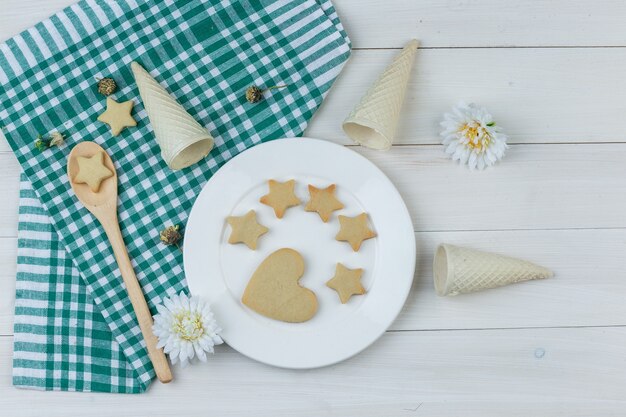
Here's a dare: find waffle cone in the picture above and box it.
[342,39,419,150]
[131,62,214,170]
[433,244,553,296]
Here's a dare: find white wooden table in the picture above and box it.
[2,1,626,415]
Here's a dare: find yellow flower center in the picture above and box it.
[458,121,492,153]
[173,311,205,341]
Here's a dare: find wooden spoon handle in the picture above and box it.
[101,217,173,384]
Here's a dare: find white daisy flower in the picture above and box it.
[440,102,508,170]
[153,292,223,367]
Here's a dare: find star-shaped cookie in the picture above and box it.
[260,179,301,218]
[97,97,137,136]
[326,263,366,304]
[226,210,269,250]
[335,213,376,251]
[304,184,344,222]
[72,151,114,192]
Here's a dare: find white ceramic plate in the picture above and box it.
[184,138,415,368]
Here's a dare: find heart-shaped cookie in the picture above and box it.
[242,248,318,323]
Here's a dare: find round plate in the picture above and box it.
[184,138,415,368]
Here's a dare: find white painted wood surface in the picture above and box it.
[1,0,626,415]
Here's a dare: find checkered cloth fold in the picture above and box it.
[0,0,350,393]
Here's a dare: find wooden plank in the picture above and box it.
[334,0,626,48]
[0,143,625,239]
[358,143,626,231]
[392,228,626,331]
[0,0,74,43]
[2,0,626,48]
[2,228,625,334]
[306,48,626,145]
[0,1,623,414]
[0,154,19,237]
[0,239,16,336]
[2,328,626,415]
[3,47,626,153]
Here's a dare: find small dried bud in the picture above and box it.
[245,85,264,103]
[245,84,289,104]
[97,77,117,96]
[160,224,183,247]
[48,132,65,147]
[34,132,66,151]
[34,135,50,152]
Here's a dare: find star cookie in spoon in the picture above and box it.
[72,150,114,192]
[97,97,137,136]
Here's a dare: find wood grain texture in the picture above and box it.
[334,0,626,48]
[3,0,626,48]
[2,0,626,415]
[0,239,17,336]
[1,143,625,238]
[395,228,626,331]
[2,228,626,335]
[3,328,626,415]
[355,144,626,231]
[306,48,626,145]
[0,154,20,236]
[4,47,626,152]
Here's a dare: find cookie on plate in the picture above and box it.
[336,213,376,251]
[260,179,301,218]
[326,263,366,304]
[226,210,268,250]
[242,248,318,322]
[304,184,344,222]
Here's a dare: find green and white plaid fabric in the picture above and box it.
[1,0,350,393]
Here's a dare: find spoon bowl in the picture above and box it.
[68,141,117,211]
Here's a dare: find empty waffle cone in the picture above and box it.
[131,62,214,170]
[342,39,419,150]
[433,244,553,296]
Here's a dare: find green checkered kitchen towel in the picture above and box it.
[1,0,350,393]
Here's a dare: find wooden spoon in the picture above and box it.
[67,141,173,383]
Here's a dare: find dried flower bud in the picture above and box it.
[48,132,65,147]
[34,131,66,151]
[160,224,183,247]
[34,135,49,152]
[245,84,288,104]
[245,85,264,103]
[98,77,117,96]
